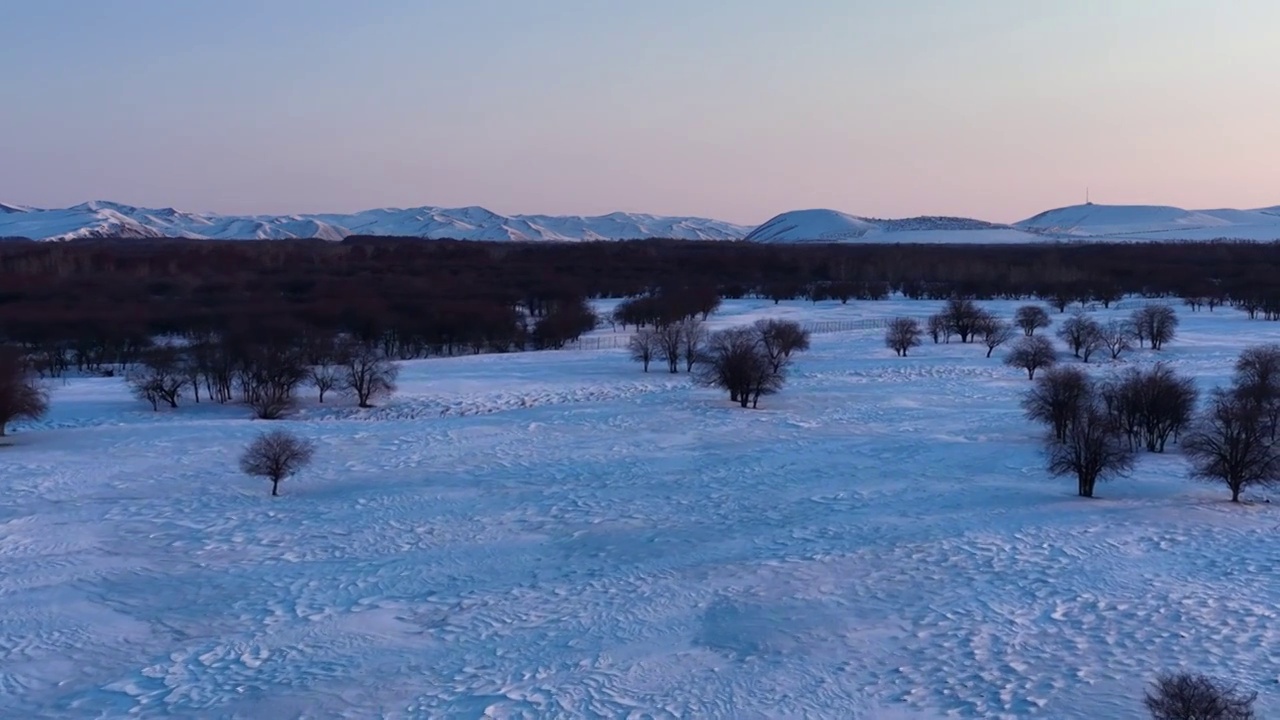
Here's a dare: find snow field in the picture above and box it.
[1,299,1278,718]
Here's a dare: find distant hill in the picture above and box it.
[744,209,1042,244]
[1015,203,1280,241]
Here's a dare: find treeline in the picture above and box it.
[3,238,1280,369]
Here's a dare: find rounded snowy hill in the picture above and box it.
[1015,203,1240,237]
[744,209,1042,244]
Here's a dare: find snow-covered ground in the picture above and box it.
[2,299,1279,718]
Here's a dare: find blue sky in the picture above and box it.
[2,0,1278,223]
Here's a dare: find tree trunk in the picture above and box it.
[272,479,281,497]
[1231,485,1241,502]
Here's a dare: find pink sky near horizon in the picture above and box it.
[2,1,1278,225]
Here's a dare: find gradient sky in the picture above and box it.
[3,0,1278,224]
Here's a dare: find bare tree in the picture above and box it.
[1098,320,1134,360]
[1022,366,1093,442]
[940,297,985,343]
[341,342,399,408]
[1005,336,1057,380]
[1144,672,1257,720]
[1046,399,1134,498]
[628,328,659,372]
[679,318,706,372]
[656,322,684,373]
[1232,343,1280,439]
[1079,319,1106,363]
[238,429,316,497]
[1056,311,1100,359]
[1132,304,1179,350]
[1014,305,1052,337]
[884,317,923,357]
[127,347,188,410]
[753,319,811,373]
[926,312,952,344]
[310,363,341,403]
[0,350,48,437]
[1182,390,1280,502]
[977,316,1016,358]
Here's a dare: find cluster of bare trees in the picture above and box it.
[125,336,399,419]
[1023,344,1280,502]
[628,318,707,373]
[1023,363,1197,497]
[688,319,811,408]
[1054,305,1178,362]
[610,288,721,330]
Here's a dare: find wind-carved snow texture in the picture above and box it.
[1,299,1279,718]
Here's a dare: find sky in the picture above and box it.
[2,0,1279,225]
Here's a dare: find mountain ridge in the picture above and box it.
[3,200,1280,243]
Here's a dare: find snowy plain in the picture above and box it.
[2,299,1279,719]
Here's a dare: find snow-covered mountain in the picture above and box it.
[5,200,1280,243]
[0,201,751,242]
[745,209,1044,244]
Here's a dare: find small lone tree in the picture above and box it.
[1182,390,1280,502]
[1046,400,1134,497]
[628,328,660,372]
[0,350,49,437]
[239,429,315,497]
[978,317,1016,358]
[1014,305,1052,337]
[1099,320,1134,360]
[341,342,399,408]
[656,322,684,373]
[679,318,706,372]
[1144,672,1257,720]
[884,317,923,357]
[1005,336,1057,380]
[310,362,341,403]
